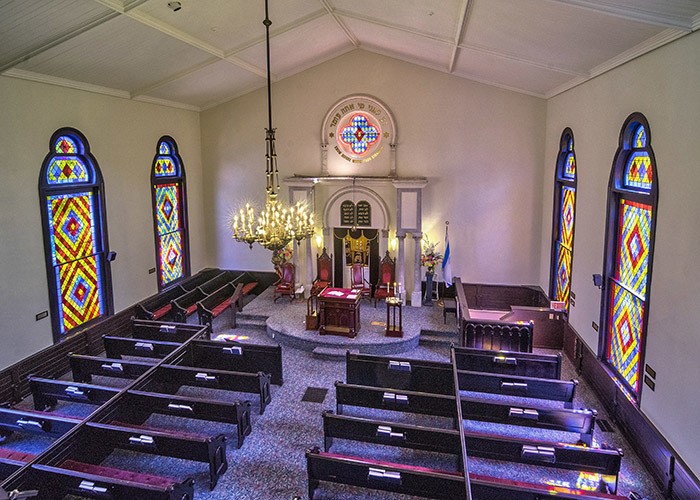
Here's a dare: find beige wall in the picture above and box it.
[541,30,700,476]
[0,76,205,370]
[201,49,547,294]
[0,26,697,481]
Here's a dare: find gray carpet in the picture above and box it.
[2,289,663,499]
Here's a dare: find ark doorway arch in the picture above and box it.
[321,184,391,288]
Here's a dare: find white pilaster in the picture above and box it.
[411,232,423,307]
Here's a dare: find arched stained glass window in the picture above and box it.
[601,113,658,397]
[151,136,190,290]
[39,128,113,340]
[550,128,577,311]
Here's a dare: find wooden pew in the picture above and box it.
[0,406,80,441]
[453,346,562,380]
[346,352,577,408]
[305,447,627,500]
[69,354,272,414]
[0,408,228,490]
[103,336,284,386]
[198,270,242,296]
[102,335,182,359]
[179,268,227,292]
[170,286,208,323]
[322,411,623,493]
[30,376,120,411]
[335,382,596,446]
[0,448,36,481]
[20,460,195,499]
[171,271,246,323]
[196,280,259,332]
[133,284,186,321]
[196,282,239,332]
[129,319,209,343]
[167,274,233,324]
[112,390,252,449]
[133,269,222,321]
[80,422,228,490]
[28,377,252,449]
[188,340,283,386]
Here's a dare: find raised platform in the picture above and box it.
[239,287,457,355]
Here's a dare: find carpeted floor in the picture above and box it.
[2,288,664,499]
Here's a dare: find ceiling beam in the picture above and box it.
[334,8,585,77]
[550,0,693,31]
[448,0,474,74]
[319,0,359,47]
[93,1,268,79]
[334,9,453,45]
[458,42,586,77]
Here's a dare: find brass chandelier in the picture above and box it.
[232,0,314,252]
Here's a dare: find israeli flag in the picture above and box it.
[442,224,453,287]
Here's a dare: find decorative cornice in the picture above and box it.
[552,0,693,30]
[132,95,200,112]
[2,68,129,99]
[692,12,700,31]
[2,68,200,112]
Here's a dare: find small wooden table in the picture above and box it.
[385,297,403,337]
[319,288,361,338]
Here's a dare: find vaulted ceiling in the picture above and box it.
[2,0,699,111]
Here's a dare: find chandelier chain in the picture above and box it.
[231,0,315,251]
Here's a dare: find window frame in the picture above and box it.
[38,127,114,341]
[549,128,577,313]
[150,135,190,291]
[599,112,659,400]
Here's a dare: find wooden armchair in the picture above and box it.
[373,251,396,307]
[311,248,333,296]
[273,262,296,302]
[350,263,371,301]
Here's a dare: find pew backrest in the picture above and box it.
[334,382,596,445]
[170,286,207,323]
[461,318,533,352]
[453,346,562,379]
[345,352,574,405]
[134,284,186,321]
[198,271,241,296]
[191,340,283,385]
[196,282,237,331]
[321,412,623,486]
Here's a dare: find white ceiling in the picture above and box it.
[2,0,699,111]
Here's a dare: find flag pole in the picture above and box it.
[442,220,453,288]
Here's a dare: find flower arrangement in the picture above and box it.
[421,236,442,274]
[271,244,293,267]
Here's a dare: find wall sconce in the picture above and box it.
[592,273,603,289]
[315,234,323,250]
[389,237,398,252]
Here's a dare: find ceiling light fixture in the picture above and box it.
[231,0,314,251]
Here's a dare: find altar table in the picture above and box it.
[318,287,361,338]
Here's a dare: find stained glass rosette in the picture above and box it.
[336,112,383,162]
